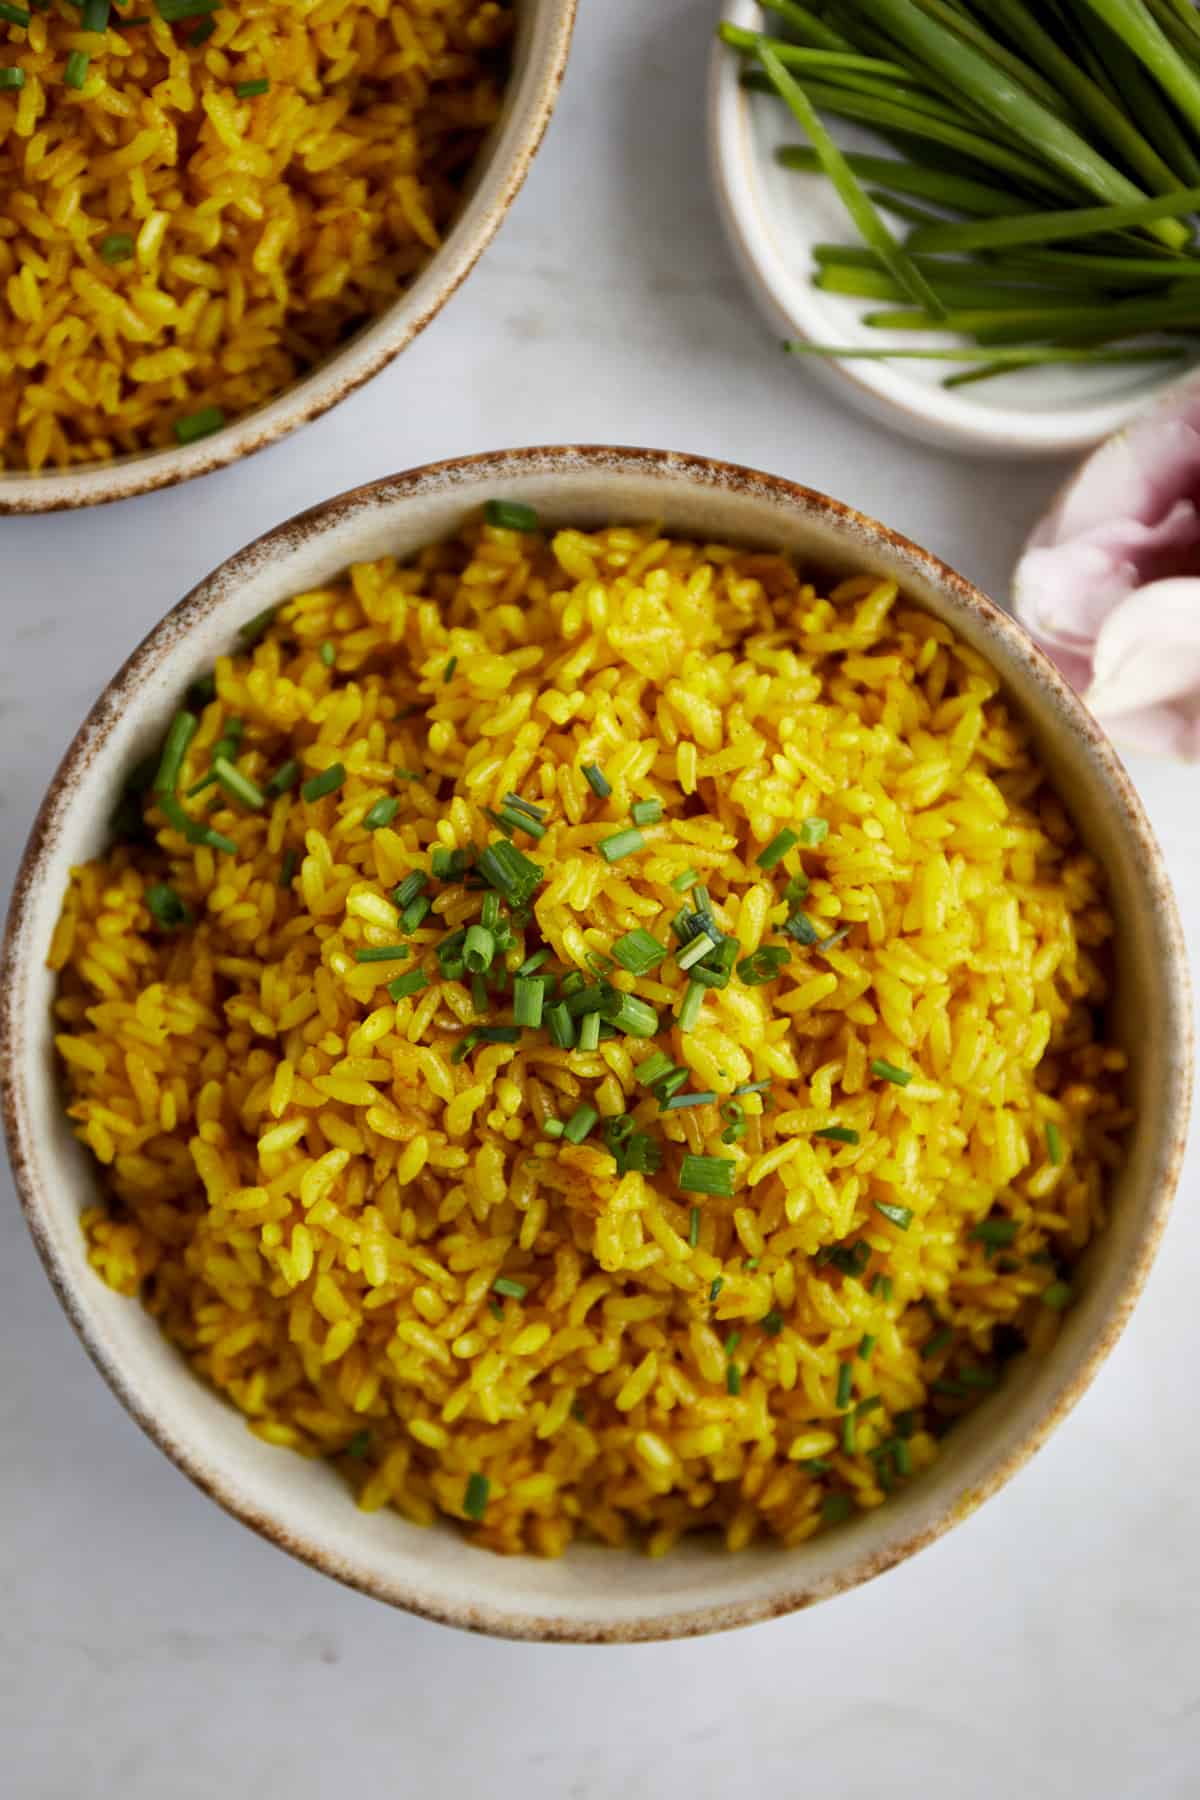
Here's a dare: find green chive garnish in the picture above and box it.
[463,1472,489,1520]
[921,1326,953,1360]
[726,1363,742,1396]
[0,3,30,25]
[476,1026,521,1044]
[783,910,820,946]
[1046,1121,1064,1165]
[387,970,429,1001]
[443,656,457,683]
[671,868,699,893]
[547,1002,575,1050]
[678,980,705,1033]
[512,976,544,1029]
[762,1310,784,1336]
[836,1362,853,1409]
[301,763,345,803]
[354,945,410,964]
[630,798,663,826]
[464,925,496,974]
[582,763,611,799]
[173,405,225,444]
[972,1218,1018,1247]
[874,1202,913,1231]
[737,946,790,987]
[1042,1281,1073,1312]
[345,1429,371,1459]
[363,796,399,832]
[563,1103,599,1145]
[871,1059,912,1087]
[484,499,538,531]
[821,1494,853,1526]
[598,826,644,863]
[478,839,543,909]
[732,1080,770,1097]
[99,230,133,261]
[144,882,190,929]
[815,1126,859,1144]
[636,1051,674,1086]
[155,0,221,21]
[153,709,198,796]
[542,1117,565,1139]
[401,896,429,933]
[661,1090,717,1111]
[678,1154,734,1199]
[278,848,299,888]
[610,928,666,976]
[212,755,264,810]
[493,1276,528,1300]
[688,1206,701,1248]
[235,76,269,96]
[601,992,659,1038]
[799,818,829,846]
[709,1276,724,1302]
[757,828,799,870]
[81,0,110,27]
[264,759,300,797]
[516,947,551,977]
[577,1010,600,1052]
[392,871,427,910]
[0,65,24,87]
[858,1334,876,1361]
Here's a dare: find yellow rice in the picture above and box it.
[0,0,510,472]
[50,517,1130,1556]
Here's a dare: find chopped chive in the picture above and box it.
[394,769,424,784]
[494,805,546,840]
[153,709,198,796]
[836,1362,854,1409]
[882,1276,894,1304]
[921,1326,953,1361]
[816,927,851,956]
[173,405,225,444]
[678,1154,734,1198]
[212,755,264,810]
[278,848,299,888]
[688,1206,701,1249]
[671,868,699,892]
[582,763,611,800]
[724,1331,741,1355]
[800,1457,831,1476]
[450,1033,479,1065]
[709,1276,724,1302]
[363,796,399,832]
[318,640,335,669]
[598,827,645,863]
[402,896,430,932]
[630,797,663,826]
[871,1059,912,1087]
[732,1080,770,1096]
[662,1090,718,1111]
[547,1002,575,1050]
[636,1051,675,1087]
[678,980,705,1033]
[354,945,410,964]
[488,1300,504,1321]
[959,1369,998,1391]
[393,871,427,910]
[762,1310,784,1336]
[856,1395,883,1419]
[99,230,133,261]
[463,1472,489,1521]
[972,1218,1019,1247]
[932,1379,968,1399]
[82,0,111,28]
[821,1493,853,1526]
[345,1429,371,1460]
[563,1103,599,1145]
[1046,1121,1064,1166]
[470,973,488,1015]
[756,827,799,870]
[144,882,190,929]
[387,970,429,1001]
[842,1412,858,1455]
[542,1117,565,1139]
[187,16,213,41]
[516,948,551,977]
[1042,1281,1074,1312]
[799,818,829,846]
[726,1363,742,1396]
[894,1410,916,1439]
[652,1068,690,1104]
[892,1438,913,1477]
[577,1010,601,1052]
[874,1202,913,1232]
[601,992,659,1038]
[484,499,539,531]
[265,759,300,796]
[478,839,543,909]
[477,1025,521,1044]
[64,48,89,85]
[155,0,221,17]
[443,656,457,683]
[737,945,791,987]
[619,1131,662,1176]
[678,933,717,972]
[235,76,269,96]
[815,1126,859,1144]
[858,1334,876,1361]
[611,928,666,976]
[493,1276,528,1301]
[503,793,547,823]
[512,976,544,1029]
[301,762,345,803]
[0,3,30,24]
[720,1100,746,1145]
[464,925,496,975]
[783,910,820,946]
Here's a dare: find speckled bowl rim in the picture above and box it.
[2,445,1192,1641]
[0,2,576,516]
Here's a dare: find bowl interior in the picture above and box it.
[3,448,1189,1640]
[709,0,1186,458]
[0,0,575,514]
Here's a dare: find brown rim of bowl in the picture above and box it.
[0,3,577,517]
[2,445,1192,1641]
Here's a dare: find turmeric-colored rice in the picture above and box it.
[1,0,510,473]
[50,516,1129,1556]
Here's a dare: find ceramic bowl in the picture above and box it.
[0,2,576,516]
[2,445,1191,1641]
[708,0,1188,459]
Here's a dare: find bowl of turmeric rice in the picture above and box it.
[0,1,575,512]
[2,445,1190,1639]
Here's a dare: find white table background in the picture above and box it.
[3,4,1199,1795]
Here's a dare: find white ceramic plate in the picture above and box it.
[707,0,1189,459]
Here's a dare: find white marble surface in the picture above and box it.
[2,4,1199,1795]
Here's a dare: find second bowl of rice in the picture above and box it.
[1,446,1190,1639]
